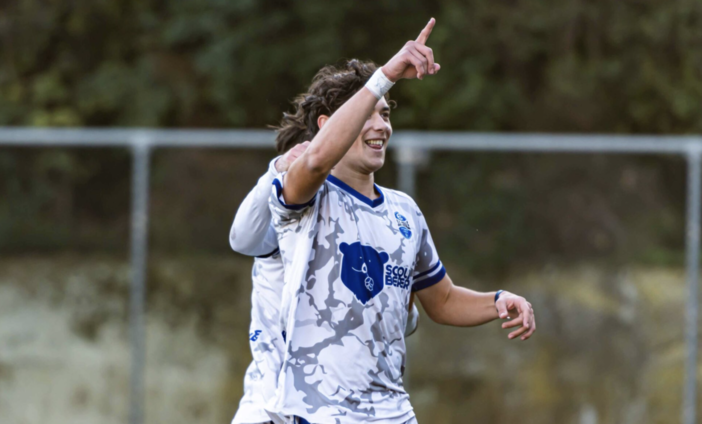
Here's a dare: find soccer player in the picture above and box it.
[229,137,419,422]
[269,18,536,424]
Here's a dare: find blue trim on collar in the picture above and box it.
[326,174,384,208]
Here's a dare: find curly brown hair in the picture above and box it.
[273,59,395,154]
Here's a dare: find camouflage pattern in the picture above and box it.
[232,253,290,424]
[269,175,443,424]
[295,416,418,424]
[232,361,269,424]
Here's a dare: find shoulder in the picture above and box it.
[378,185,414,202]
[378,185,422,214]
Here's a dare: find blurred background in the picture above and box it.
[1,1,702,423]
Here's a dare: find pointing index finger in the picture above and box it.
[416,17,435,45]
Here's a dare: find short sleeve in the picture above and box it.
[269,173,317,223]
[253,224,280,258]
[412,212,446,292]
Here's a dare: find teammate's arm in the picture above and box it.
[405,301,420,337]
[229,142,309,255]
[281,18,441,205]
[415,274,536,341]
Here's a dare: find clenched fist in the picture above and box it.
[275,141,310,173]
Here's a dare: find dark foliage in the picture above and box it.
[1,0,700,272]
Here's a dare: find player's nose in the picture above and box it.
[369,113,392,137]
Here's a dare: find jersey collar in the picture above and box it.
[326,174,385,208]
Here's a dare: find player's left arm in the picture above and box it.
[415,274,536,341]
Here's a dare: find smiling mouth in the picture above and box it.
[364,139,384,150]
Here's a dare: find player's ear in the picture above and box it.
[380,252,389,263]
[340,242,349,254]
[318,115,330,129]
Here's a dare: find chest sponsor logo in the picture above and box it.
[339,242,389,305]
[385,265,412,290]
[395,211,412,239]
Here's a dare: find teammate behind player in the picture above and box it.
[229,76,418,422]
[229,141,307,424]
[269,18,536,424]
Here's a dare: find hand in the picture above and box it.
[381,18,441,82]
[495,291,536,341]
[275,141,310,173]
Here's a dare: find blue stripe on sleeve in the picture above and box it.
[413,261,442,279]
[412,265,446,292]
[272,179,315,210]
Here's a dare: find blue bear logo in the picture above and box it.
[339,242,390,304]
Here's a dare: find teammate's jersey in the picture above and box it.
[232,251,288,424]
[269,174,445,424]
[233,361,269,424]
[231,158,288,424]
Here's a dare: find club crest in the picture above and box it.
[394,211,412,239]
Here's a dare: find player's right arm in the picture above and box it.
[281,18,441,205]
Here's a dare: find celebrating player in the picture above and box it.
[268,18,536,424]
[229,100,419,423]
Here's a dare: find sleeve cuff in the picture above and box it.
[272,178,316,210]
[255,247,280,258]
[268,156,282,177]
[412,261,446,292]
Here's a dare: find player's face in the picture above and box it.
[337,98,393,174]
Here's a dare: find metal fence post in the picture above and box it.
[684,146,701,424]
[129,137,151,424]
[396,148,417,198]
[394,145,430,393]
[395,145,428,198]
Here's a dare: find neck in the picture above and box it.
[331,166,378,199]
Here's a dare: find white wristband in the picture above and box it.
[365,69,395,100]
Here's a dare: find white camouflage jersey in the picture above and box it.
[269,174,445,424]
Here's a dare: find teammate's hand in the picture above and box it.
[495,291,536,341]
[381,17,441,82]
[275,141,311,173]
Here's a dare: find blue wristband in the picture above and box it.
[494,290,504,303]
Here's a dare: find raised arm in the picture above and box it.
[415,274,536,341]
[229,142,309,256]
[281,18,441,205]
